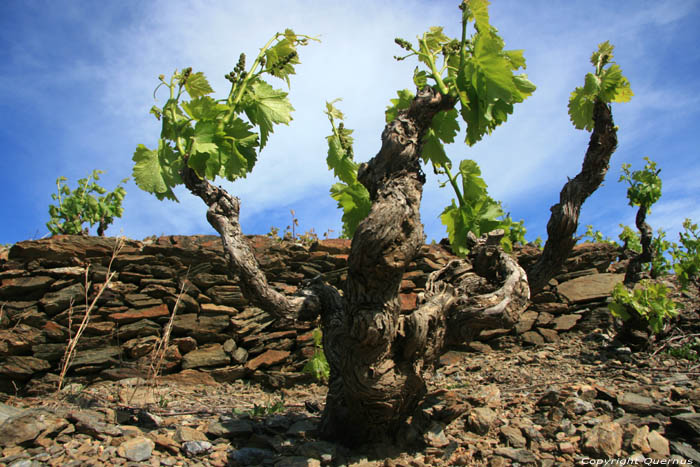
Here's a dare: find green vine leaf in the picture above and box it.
[242,80,294,149]
[385,89,414,123]
[132,142,182,201]
[569,41,633,130]
[184,71,214,98]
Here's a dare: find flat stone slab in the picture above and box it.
[557,273,624,303]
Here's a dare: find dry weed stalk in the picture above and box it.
[57,236,124,392]
[149,275,189,383]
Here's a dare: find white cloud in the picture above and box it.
[2,0,698,244]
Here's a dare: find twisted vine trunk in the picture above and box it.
[624,203,653,284]
[527,99,618,295]
[318,88,529,445]
[182,88,531,446]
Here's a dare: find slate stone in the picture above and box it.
[671,412,700,439]
[206,418,254,438]
[245,349,290,371]
[499,425,527,448]
[182,440,213,457]
[108,304,169,323]
[69,346,121,369]
[0,325,44,356]
[0,408,69,447]
[493,447,537,464]
[0,403,23,424]
[117,436,154,462]
[228,447,276,465]
[514,311,538,334]
[466,407,497,435]
[557,273,624,303]
[206,285,249,307]
[538,327,560,343]
[39,283,85,315]
[0,276,54,299]
[670,442,700,463]
[68,410,122,437]
[287,419,317,437]
[174,425,209,443]
[0,356,51,380]
[182,344,230,369]
[521,331,544,346]
[617,392,656,414]
[210,365,248,382]
[647,430,670,457]
[583,421,623,458]
[117,319,161,339]
[172,313,231,343]
[552,314,581,331]
[565,397,595,415]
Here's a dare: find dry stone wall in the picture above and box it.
[0,235,622,393]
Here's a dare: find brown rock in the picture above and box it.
[0,276,54,299]
[500,425,527,448]
[69,346,121,369]
[206,285,249,307]
[245,349,291,371]
[466,407,498,435]
[42,321,69,341]
[583,421,623,459]
[200,303,238,316]
[0,325,44,356]
[537,328,560,343]
[38,283,86,315]
[182,344,230,369]
[552,314,581,331]
[617,392,656,414]
[533,302,570,315]
[521,331,545,346]
[172,313,231,343]
[630,425,651,454]
[172,336,198,354]
[174,425,208,443]
[514,311,538,334]
[9,235,133,262]
[0,408,69,447]
[312,238,350,254]
[117,436,154,462]
[108,303,170,323]
[648,430,670,457]
[210,365,248,382]
[0,355,51,380]
[117,319,161,339]
[557,273,624,303]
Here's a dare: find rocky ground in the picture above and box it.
[1,284,699,466]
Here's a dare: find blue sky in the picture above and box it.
[1,0,699,247]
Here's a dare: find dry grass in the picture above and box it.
[57,237,124,392]
[149,276,189,382]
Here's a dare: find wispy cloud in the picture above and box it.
[1,0,698,245]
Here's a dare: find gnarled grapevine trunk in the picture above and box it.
[182,88,531,446]
[527,99,618,295]
[624,203,653,284]
[318,89,529,445]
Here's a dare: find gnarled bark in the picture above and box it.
[181,88,531,447]
[527,99,618,295]
[181,163,339,324]
[318,87,455,444]
[318,90,531,445]
[624,203,653,284]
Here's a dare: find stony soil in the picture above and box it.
[1,284,699,467]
